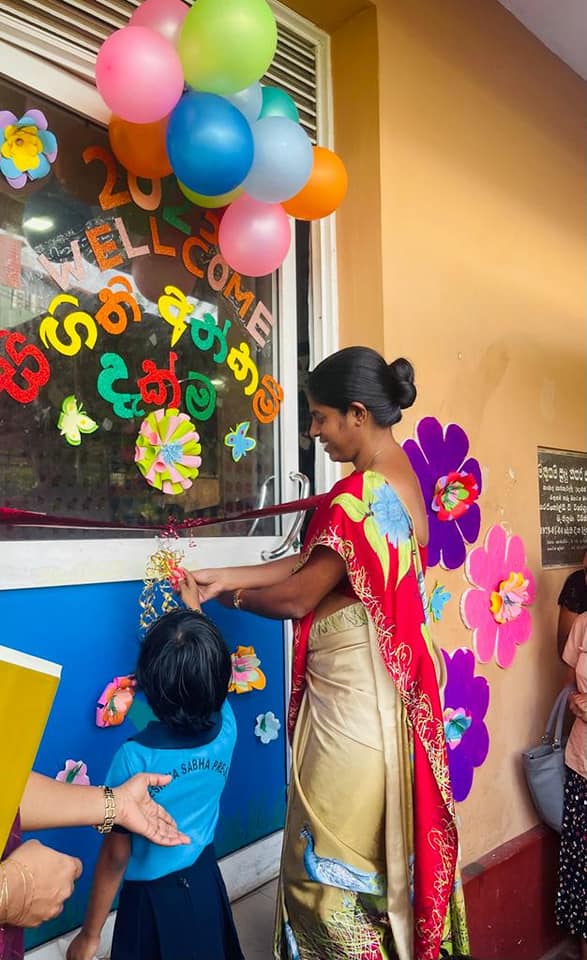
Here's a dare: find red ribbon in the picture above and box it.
[0,494,326,536]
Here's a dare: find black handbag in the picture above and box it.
[522,685,573,833]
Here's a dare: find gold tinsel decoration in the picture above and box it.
[139,546,185,631]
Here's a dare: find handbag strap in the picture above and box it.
[544,684,574,746]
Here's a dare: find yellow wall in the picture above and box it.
[289,0,586,863]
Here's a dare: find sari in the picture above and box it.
[273,471,468,960]
[0,816,24,960]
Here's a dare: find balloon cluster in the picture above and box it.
[95,0,348,277]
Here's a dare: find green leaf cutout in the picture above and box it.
[397,539,412,587]
[364,515,390,587]
[331,493,369,523]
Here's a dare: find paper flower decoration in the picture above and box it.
[0,110,58,188]
[442,648,490,802]
[135,408,202,495]
[428,583,451,623]
[96,674,137,728]
[461,524,535,668]
[255,711,281,744]
[229,645,267,694]
[224,421,256,462]
[403,418,482,569]
[56,760,90,786]
[57,395,99,446]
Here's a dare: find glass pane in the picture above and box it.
[0,77,284,539]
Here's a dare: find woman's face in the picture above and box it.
[307,397,359,462]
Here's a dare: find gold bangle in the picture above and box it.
[233,589,244,610]
[95,785,117,834]
[0,864,9,924]
[6,858,35,927]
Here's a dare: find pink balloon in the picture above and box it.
[219,194,291,277]
[129,0,188,46]
[96,27,184,124]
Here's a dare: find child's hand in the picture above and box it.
[177,569,202,611]
[66,930,100,960]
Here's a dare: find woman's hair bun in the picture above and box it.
[388,357,416,410]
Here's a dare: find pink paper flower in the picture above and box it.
[461,525,535,668]
[56,759,90,786]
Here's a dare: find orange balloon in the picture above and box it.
[282,146,348,221]
[109,115,172,180]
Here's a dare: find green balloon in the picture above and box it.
[178,0,277,96]
[260,86,300,123]
[178,180,243,209]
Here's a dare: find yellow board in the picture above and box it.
[0,644,61,854]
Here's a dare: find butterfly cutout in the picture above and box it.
[57,395,99,446]
[224,420,256,462]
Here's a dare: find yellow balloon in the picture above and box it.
[178,180,244,208]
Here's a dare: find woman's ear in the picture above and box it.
[348,402,368,425]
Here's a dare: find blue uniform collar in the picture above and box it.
[130,713,222,750]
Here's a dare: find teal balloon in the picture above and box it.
[260,86,299,123]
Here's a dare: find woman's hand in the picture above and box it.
[190,568,233,603]
[569,691,587,721]
[113,774,190,845]
[66,930,100,960]
[3,839,82,927]
[177,569,202,611]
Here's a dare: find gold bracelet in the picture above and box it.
[95,785,117,834]
[6,858,34,927]
[0,864,9,924]
[233,588,244,610]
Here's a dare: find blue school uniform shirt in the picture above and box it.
[105,699,236,881]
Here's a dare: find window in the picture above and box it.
[0,75,283,538]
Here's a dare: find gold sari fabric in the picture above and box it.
[273,603,468,960]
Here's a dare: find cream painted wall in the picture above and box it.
[375,0,586,862]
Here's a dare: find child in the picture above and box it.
[67,572,244,960]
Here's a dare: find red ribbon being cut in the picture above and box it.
[0,495,326,537]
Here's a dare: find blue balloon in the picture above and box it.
[167,91,254,195]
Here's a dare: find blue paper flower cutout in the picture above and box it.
[428,583,452,622]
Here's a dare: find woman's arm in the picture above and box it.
[20,773,189,846]
[192,554,300,602]
[226,547,346,621]
[557,606,578,659]
[66,833,130,960]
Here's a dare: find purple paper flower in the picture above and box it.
[0,110,58,189]
[442,648,490,801]
[403,417,482,569]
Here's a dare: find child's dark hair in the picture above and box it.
[308,346,416,427]
[136,608,231,735]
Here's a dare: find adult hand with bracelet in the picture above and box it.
[0,840,81,927]
[0,772,189,930]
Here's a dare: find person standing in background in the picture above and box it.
[557,549,587,658]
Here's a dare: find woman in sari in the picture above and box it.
[194,347,468,960]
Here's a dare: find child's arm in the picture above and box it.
[66,832,130,960]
